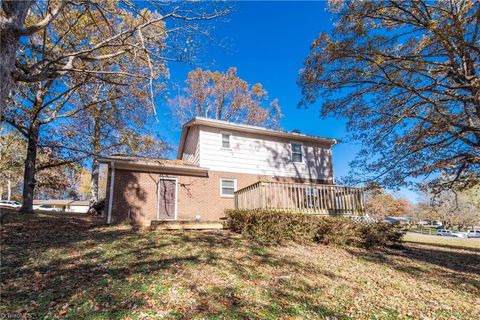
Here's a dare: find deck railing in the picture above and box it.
[234,181,365,215]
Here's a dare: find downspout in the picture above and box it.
[107,161,115,224]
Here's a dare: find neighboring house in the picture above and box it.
[33,200,89,213]
[383,216,411,225]
[100,117,363,226]
[418,220,443,226]
[68,200,90,213]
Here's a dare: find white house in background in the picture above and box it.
[33,200,89,213]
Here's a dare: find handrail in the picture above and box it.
[234,181,263,194]
[234,180,365,215]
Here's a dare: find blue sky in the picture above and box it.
[153,1,419,202]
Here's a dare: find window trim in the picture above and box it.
[221,132,232,150]
[220,178,237,198]
[290,142,303,163]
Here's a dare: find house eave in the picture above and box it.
[177,117,337,159]
[98,157,208,177]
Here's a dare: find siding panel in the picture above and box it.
[181,126,200,164]
[198,126,334,181]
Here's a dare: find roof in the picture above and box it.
[177,117,337,159]
[33,200,89,206]
[383,216,411,223]
[98,155,209,176]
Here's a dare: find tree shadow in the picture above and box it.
[1,216,347,318]
[345,243,480,294]
[108,170,148,224]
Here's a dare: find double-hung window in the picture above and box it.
[220,178,236,197]
[222,133,231,149]
[291,142,303,163]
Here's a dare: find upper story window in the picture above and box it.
[222,133,231,149]
[291,142,303,163]
[220,178,236,197]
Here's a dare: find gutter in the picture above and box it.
[97,157,209,177]
[177,117,337,160]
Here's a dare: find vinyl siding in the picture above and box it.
[181,126,200,165]
[198,125,334,181]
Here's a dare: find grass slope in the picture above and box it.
[1,213,479,319]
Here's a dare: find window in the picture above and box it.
[220,178,236,197]
[222,133,231,149]
[291,142,303,163]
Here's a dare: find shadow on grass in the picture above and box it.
[346,242,480,295]
[1,214,347,319]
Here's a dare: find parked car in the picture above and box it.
[467,230,480,238]
[437,229,466,237]
[0,200,21,208]
[33,204,61,212]
[437,229,451,236]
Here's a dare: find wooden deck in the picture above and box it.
[234,181,365,215]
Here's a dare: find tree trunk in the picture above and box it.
[88,113,101,215]
[88,158,100,214]
[19,125,39,213]
[0,1,33,113]
[7,178,11,201]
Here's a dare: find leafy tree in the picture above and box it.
[0,130,86,201]
[3,77,112,212]
[0,0,64,113]
[415,185,480,230]
[66,80,169,212]
[1,0,229,113]
[299,0,480,190]
[364,184,412,221]
[0,130,25,200]
[34,161,83,200]
[2,1,227,213]
[171,67,282,127]
[77,168,92,200]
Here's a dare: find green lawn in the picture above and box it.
[1,213,479,319]
[404,232,480,249]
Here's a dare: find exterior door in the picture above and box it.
[158,179,176,220]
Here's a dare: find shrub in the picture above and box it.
[358,223,405,248]
[88,198,105,215]
[225,209,404,248]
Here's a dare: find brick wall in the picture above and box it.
[106,168,330,226]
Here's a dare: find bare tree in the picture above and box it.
[2,1,228,213]
[1,1,229,114]
[298,0,480,190]
[0,0,66,114]
[67,80,169,213]
[2,78,111,213]
[416,185,480,230]
[171,67,282,128]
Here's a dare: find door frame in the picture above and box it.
[156,177,178,221]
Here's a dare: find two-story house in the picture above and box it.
[99,117,363,226]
